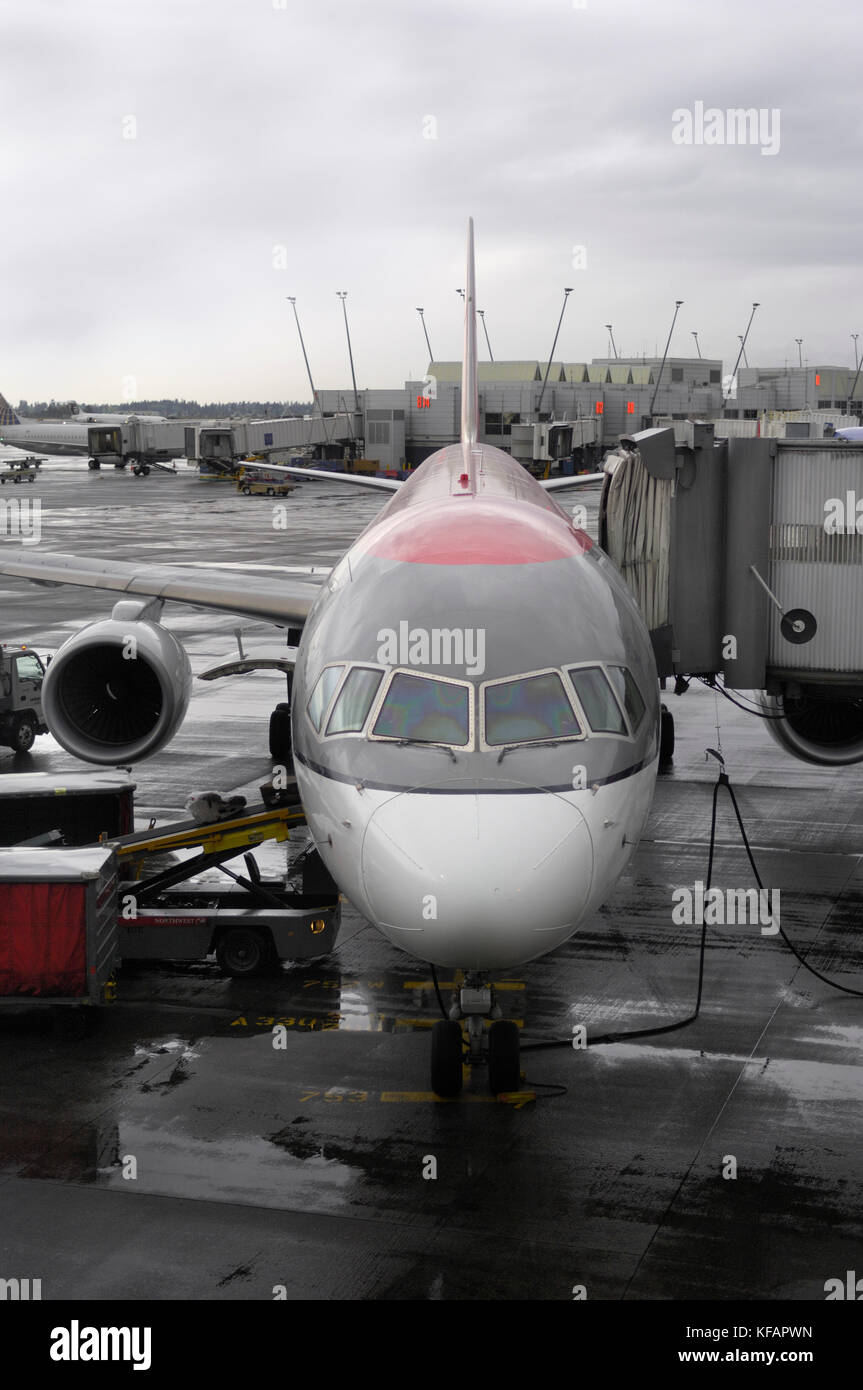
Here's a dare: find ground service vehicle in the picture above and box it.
[0,644,48,753]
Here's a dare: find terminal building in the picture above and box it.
[313,358,861,472]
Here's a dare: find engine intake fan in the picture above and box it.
[42,601,192,764]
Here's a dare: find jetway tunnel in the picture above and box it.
[600,424,863,766]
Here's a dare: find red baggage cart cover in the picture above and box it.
[0,848,114,997]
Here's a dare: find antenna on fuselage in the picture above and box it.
[461,217,478,446]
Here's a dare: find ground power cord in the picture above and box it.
[429,752,863,1099]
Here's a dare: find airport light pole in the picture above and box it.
[416,307,433,364]
[336,292,359,413]
[723,302,760,407]
[649,299,683,417]
[478,309,494,362]
[287,297,325,433]
[536,287,573,418]
[795,338,803,368]
[605,324,618,359]
[692,330,702,359]
[852,333,859,370]
[738,335,749,369]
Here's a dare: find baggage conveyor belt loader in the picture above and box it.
[99,792,341,977]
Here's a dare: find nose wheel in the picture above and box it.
[488,1020,521,1094]
[431,1019,464,1098]
[430,975,521,1097]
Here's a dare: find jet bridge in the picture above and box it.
[600,423,863,765]
[196,411,362,473]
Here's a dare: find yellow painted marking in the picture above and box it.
[403,979,525,991]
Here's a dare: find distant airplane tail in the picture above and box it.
[0,392,21,426]
[460,217,478,446]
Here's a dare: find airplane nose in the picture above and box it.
[360,784,594,969]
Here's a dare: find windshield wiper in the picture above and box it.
[496,738,570,763]
[396,738,458,763]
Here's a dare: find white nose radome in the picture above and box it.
[360,788,594,969]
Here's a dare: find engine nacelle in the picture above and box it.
[43,606,192,764]
[761,688,863,767]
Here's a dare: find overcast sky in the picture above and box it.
[2,0,861,404]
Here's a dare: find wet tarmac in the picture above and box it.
[1,459,863,1301]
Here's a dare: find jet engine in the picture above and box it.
[42,600,192,764]
[761,687,863,767]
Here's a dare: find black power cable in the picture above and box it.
[520,754,863,1054]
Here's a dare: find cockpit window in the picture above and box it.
[326,666,383,735]
[307,664,345,732]
[371,671,471,746]
[483,671,581,747]
[607,666,646,729]
[567,665,628,735]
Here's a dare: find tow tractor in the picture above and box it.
[0,456,41,484]
[104,785,340,976]
[0,643,48,754]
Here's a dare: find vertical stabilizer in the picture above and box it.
[460,218,478,446]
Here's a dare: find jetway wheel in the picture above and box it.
[660,705,675,765]
[488,1020,520,1094]
[87,459,100,470]
[431,1019,464,1098]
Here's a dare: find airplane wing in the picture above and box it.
[244,462,402,492]
[539,472,606,491]
[0,549,322,625]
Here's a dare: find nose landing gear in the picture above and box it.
[430,973,522,1098]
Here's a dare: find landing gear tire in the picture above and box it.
[660,705,675,766]
[269,702,292,765]
[431,1019,464,1098]
[11,716,35,754]
[216,927,273,978]
[488,1019,520,1094]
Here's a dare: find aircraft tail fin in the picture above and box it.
[460,217,478,446]
[0,393,21,427]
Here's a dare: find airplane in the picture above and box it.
[0,395,165,457]
[67,403,167,424]
[0,221,659,1097]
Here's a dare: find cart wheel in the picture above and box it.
[488,1019,521,1094]
[142,466,151,476]
[431,1019,464,1098]
[216,927,273,977]
[242,485,251,495]
[266,487,275,496]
